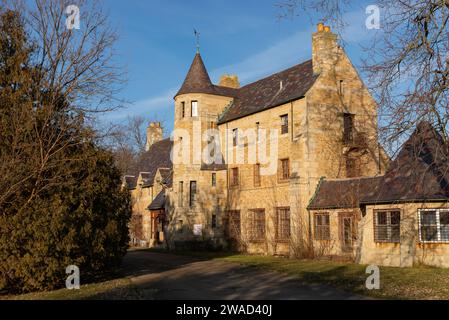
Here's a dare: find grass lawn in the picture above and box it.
[2,278,148,300]
[156,250,449,300]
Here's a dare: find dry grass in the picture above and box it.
[2,278,149,300]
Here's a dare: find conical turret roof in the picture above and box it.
[176,53,217,97]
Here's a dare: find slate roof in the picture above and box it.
[158,168,173,188]
[176,53,318,123]
[308,176,384,210]
[125,138,173,190]
[148,190,166,211]
[219,60,318,124]
[308,122,449,209]
[176,53,239,98]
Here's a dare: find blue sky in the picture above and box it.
[103,0,377,132]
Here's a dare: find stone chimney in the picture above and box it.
[219,74,240,89]
[312,23,340,75]
[145,122,163,151]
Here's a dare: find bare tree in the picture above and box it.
[0,0,124,210]
[276,0,449,154]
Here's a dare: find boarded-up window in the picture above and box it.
[189,181,197,207]
[279,159,290,181]
[281,114,289,135]
[230,168,239,187]
[314,213,330,240]
[276,207,291,241]
[254,164,261,187]
[249,209,265,241]
[225,210,241,239]
[419,209,449,243]
[374,210,400,243]
[343,113,354,144]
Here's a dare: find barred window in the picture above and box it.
[343,113,354,144]
[249,209,265,241]
[419,209,449,243]
[226,210,241,240]
[374,210,400,243]
[314,213,330,240]
[276,208,290,241]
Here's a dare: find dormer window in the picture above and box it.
[191,101,198,117]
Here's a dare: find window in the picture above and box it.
[181,102,185,118]
[191,101,198,117]
[279,158,290,181]
[281,114,289,135]
[419,209,449,243]
[343,113,354,144]
[211,214,217,229]
[178,181,184,207]
[249,209,265,241]
[339,80,344,95]
[178,220,184,233]
[211,173,216,187]
[226,210,241,239]
[189,181,197,207]
[230,168,239,187]
[315,213,330,240]
[254,164,261,187]
[256,122,260,142]
[276,208,291,241]
[232,128,238,147]
[346,156,360,178]
[374,210,400,243]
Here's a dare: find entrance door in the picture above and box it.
[340,213,355,253]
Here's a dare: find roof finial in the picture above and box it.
[194,29,200,53]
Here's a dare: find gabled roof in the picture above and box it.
[158,168,173,188]
[361,122,449,204]
[308,122,449,210]
[148,190,166,211]
[218,60,318,124]
[125,138,173,190]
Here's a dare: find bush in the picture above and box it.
[0,145,131,293]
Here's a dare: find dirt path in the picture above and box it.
[121,250,365,300]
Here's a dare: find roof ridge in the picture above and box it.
[239,59,313,90]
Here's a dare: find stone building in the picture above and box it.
[125,24,449,267]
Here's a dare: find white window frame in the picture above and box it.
[191,101,198,117]
[418,209,449,243]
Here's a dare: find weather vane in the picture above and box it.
[194,29,200,53]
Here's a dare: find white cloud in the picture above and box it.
[104,89,176,122]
